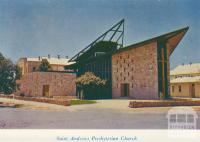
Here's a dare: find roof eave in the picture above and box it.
[113,26,189,54]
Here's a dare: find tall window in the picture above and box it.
[178,85,181,92]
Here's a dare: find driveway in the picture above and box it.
[0,98,200,129]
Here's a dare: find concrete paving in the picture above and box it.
[0,98,200,129]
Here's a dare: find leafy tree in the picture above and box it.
[0,52,21,94]
[76,72,107,99]
[14,65,22,80]
[76,72,106,86]
[38,59,52,71]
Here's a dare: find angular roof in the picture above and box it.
[21,57,75,66]
[170,63,200,76]
[114,26,189,56]
[170,76,200,83]
[66,26,189,69]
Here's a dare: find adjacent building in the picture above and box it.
[170,63,200,98]
[16,56,76,97]
[17,72,76,97]
[17,56,74,75]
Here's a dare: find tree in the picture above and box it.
[14,65,22,80]
[75,72,107,99]
[76,72,106,86]
[38,59,52,71]
[0,52,21,94]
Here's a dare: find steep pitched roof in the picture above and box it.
[170,63,200,76]
[114,26,189,55]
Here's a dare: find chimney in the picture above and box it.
[38,56,41,61]
[48,54,50,59]
[65,56,68,59]
[57,55,60,59]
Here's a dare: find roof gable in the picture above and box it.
[114,26,189,55]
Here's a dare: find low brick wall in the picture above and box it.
[53,95,77,100]
[0,102,17,108]
[0,94,70,106]
[129,100,200,108]
[0,94,13,99]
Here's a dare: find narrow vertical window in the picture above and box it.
[178,85,181,92]
[172,86,174,93]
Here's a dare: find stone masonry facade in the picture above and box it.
[112,42,159,99]
[17,72,76,97]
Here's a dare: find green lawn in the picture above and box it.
[70,100,97,105]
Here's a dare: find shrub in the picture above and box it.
[76,72,107,99]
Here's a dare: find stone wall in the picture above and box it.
[17,72,76,97]
[129,99,200,108]
[0,94,71,106]
[112,42,159,99]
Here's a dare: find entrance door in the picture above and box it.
[191,84,195,98]
[43,85,50,97]
[121,83,129,97]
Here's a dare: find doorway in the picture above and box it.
[191,84,195,98]
[42,85,50,97]
[121,83,129,97]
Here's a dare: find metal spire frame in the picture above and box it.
[69,19,124,62]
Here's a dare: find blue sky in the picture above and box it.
[0,0,199,69]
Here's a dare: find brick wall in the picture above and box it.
[17,72,76,97]
[112,42,159,99]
